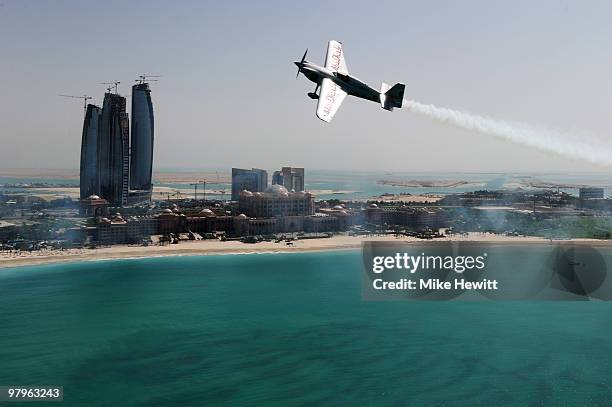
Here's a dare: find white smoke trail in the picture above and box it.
[404,99,612,166]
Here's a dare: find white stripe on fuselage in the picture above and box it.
[302,62,335,81]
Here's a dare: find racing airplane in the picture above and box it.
[294,40,405,123]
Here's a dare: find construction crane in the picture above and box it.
[59,94,92,116]
[160,191,183,203]
[160,192,172,203]
[136,74,162,84]
[189,182,198,201]
[189,180,206,201]
[101,81,121,94]
[216,171,227,202]
[194,173,226,202]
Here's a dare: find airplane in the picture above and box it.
[294,40,405,123]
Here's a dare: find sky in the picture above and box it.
[1,0,612,173]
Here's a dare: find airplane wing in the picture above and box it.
[316,78,347,123]
[324,40,348,74]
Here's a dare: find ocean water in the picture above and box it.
[1,251,612,406]
[158,171,612,200]
[3,171,612,200]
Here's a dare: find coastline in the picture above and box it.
[2,233,612,269]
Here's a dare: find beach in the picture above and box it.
[1,233,608,269]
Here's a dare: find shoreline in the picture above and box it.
[0,241,361,269]
[1,234,611,269]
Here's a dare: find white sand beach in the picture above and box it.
[1,233,608,269]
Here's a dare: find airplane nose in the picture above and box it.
[293,61,301,67]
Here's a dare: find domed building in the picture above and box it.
[79,194,109,217]
[238,184,314,218]
[96,212,158,245]
[316,204,354,232]
[265,184,289,196]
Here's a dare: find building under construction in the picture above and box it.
[78,79,156,207]
[79,104,102,199]
[130,82,155,193]
[97,92,129,206]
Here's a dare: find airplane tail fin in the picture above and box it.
[380,82,405,111]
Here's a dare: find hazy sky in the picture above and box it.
[1,0,612,172]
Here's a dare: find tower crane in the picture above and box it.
[59,94,92,116]
[216,171,227,202]
[136,74,162,84]
[101,81,121,94]
[189,180,206,201]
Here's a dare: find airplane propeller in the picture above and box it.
[295,48,308,78]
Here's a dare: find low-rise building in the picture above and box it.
[0,220,17,242]
[97,213,158,245]
[365,204,447,231]
[579,187,604,200]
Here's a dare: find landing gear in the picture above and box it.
[307,84,320,100]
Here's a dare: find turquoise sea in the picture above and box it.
[1,251,612,406]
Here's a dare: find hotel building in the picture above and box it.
[365,204,447,231]
[238,185,314,218]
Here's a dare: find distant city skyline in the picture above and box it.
[2,0,612,172]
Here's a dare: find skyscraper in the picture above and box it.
[79,104,101,199]
[272,167,305,191]
[130,82,154,195]
[272,171,282,186]
[78,80,156,209]
[98,93,130,206]
[231,168,268,200]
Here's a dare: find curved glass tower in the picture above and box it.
[79,104,101,199]
[130,83,154,193]
[98,93,129,206]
